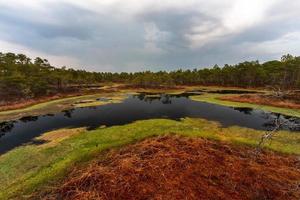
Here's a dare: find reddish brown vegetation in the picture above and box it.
[118,84,181,90]
[44,136,300,200]
[0,94,77,112]
[0,89,108,112]
[220,94,300,109]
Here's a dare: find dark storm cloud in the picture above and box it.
[0,2,144,62]
[0,3,96,40]
[0,0,299,71]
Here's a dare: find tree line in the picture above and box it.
[0,52,299,101]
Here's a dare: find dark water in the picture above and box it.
[0,94,299,154]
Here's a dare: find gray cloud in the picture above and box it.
[0,4,96,39]
[0,0,299,72]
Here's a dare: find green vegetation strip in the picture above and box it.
[0,94,126,121]
[191,94,300,118]
[0,118,299,199]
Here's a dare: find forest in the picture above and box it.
[0,52,299,101]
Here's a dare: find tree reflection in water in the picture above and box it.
[0,121,14,138]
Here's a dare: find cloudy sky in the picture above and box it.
[0,0,299,72]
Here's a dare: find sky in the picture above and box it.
[0,0,299,72]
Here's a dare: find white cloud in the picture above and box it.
[223,0,278,29]
[144,22,170,53]
[185,0,282,48]
[246,32,300,57]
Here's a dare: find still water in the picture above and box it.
[0,94,299,154]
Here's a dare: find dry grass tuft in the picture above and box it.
[43,136,300,200]
[220,94,300,110]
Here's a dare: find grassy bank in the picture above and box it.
[0,86,270,121]
[0,93,126,122]
[0,118,299,199]
[191,93,300,118]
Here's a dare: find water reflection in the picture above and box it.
[261,113,300,131]
[0,94,299,154]
[233,107,253,115]
[0,121,14,137]
[135,93,191,103]
[97,97,111,102]
[19,116,39,122]
[63,109,75,118]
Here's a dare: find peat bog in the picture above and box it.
[45,136,300,200]
[0,93,299,154]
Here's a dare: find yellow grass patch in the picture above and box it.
[72,96,125,108]
[36,127,87,148]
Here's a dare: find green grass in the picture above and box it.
[0,118,299,199]
[192,86,265,92]
[191,93,300,118]
[1,96,89,115]
[0,86,299,198]
[0,93,126,121]
[0,86,289,121]
[73,96,125,108]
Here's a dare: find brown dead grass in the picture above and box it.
[42,136,300,200]
[35,128,86,148]
[0,89,110,112]
[220,94,300,110]
[0,93,86,112]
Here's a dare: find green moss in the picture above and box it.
[0,86,299,198]
[0,86,290,121]
[191,94,300,118]
[0,93,126,121]
[73,96,125,108]
[0,118,299,199]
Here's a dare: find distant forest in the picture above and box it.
[0,52,299,101]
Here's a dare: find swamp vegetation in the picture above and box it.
[1,52,300,103]
[0,118,299,199]
[0,52,300,199]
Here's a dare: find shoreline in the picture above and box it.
[0,85,264,112]
[1,86,300,121]
[1,118,299,199]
